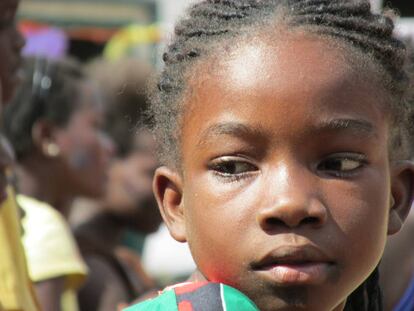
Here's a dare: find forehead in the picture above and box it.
[180,33,388,149]
[186,32,386,117]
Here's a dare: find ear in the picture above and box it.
[31,120,60,157]
[153,166,187,242]
[388,160,414,235]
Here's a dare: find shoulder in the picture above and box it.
[18,195,65,226]
[123,289,177,311]
[19,195,87,285]
[124,282,260,311]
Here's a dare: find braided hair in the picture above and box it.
[149,1,414,310]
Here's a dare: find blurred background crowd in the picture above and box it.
[0,0,414,311]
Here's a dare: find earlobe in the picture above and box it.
[153,166,187,242]
[388,160,414,235]
[32,120,60,158]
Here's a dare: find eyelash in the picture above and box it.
[209,152,367,183]
[208,157,258,183]
[317,153,368,178]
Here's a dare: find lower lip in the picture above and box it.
[257,262,331,285]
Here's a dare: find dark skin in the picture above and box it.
[0,0,24,104]
[153,32,414,311]
[0,0,24,204]
[16,84,112,311]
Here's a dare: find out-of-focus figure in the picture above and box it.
[72,58,161,311]
[2,57,112,311]
[0,1,41,310]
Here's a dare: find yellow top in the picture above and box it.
[19,194,88,311]
[0,187,39,311]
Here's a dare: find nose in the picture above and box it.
[257,164,327,231]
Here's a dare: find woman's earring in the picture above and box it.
[43,142,60,157]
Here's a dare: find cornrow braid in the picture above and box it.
[149,2,413,308]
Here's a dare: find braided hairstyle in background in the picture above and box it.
[149,1,414,310]
[2,57,85,160]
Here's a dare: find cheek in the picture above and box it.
[183,175,259,281]
[327,168,390,285]
[58,131,98,170]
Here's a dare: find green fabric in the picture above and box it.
[222,284,260,310]
[121,230,146,255]
[124,289,177,311]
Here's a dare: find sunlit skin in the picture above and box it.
[154,32,414,311]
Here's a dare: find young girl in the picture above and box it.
[127,0,414,310]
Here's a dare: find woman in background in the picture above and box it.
[73,58,161,311]
[2,57,113,311]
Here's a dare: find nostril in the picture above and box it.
[265,217,285,227]
[301,217,320,226]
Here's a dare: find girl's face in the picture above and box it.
[54,84,112,198]
[157,33,413,310]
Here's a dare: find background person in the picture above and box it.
[73,58,161,311]
[2,56,113,311]
[0,0,40,310]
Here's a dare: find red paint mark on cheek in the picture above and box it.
[178,300,194,311]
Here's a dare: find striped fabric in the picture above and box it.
[124,282,260,311]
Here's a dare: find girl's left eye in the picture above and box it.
[317,154,367,177]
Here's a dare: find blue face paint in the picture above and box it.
[69,148,93,170]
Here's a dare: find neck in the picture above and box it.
[16,156,74,217]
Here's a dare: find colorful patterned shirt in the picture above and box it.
[124,282,260,311]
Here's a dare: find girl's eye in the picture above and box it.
[317,154,366,177]
[208,157,258,180]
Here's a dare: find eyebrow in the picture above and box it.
[196,118,375,147]
[197,122,265,147]
[316,118,375,137]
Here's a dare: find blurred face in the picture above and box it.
[105,130,161,233]
[161,33,405,310]
[0,0,24,104]
[54,84,112,198]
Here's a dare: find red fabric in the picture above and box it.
[178,300,194,311]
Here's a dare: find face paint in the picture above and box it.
[69,148,94,170]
